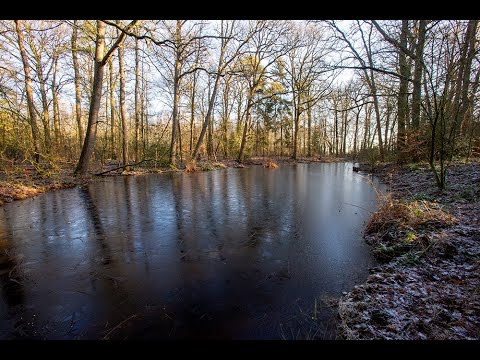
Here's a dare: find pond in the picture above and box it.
[0,162,384,339]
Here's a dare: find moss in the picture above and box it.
[404,231,417,243]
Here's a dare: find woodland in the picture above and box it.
[0,20,477,187]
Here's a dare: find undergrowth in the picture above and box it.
[263,159,279,169]
[365,194,457,262]
[185,160,198,173]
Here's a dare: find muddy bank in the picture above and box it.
[0,165,88,206]
[338,162,480,339]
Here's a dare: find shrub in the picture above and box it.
[212,162,227,169]
[264,159,278,169]
[185,160,198,173]
[366,198,456,236]
[365,197,456,262]
[199,161,215,171]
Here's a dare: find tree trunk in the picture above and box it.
[366,75,384,159]
[370,81,384,160]
[384,101,391,153]
[353,107,360,156]
[292,109,300,159]
[142,63,148,158]
[396,20,410,162]
[169,20,182,165]
[339,108,344,155]
[221,79,231,158]
[207,108,214,159]
[15,20,40,163]
[118,41,129,169]
[189,74,197,154]
[34,52,52,153]
[51,55,61,146]
[457,20,478,136]
[109,59,115,159]
[389,114,397,151]
[448,20,477,154]
[177,110,183,162]
[192,23,226,161]
[307,101,312,157]
[74,21,107,175]
[192,74,221,160]
[333,97,339,156]
[292,89,301,160]
[238,95,253,162]
[342,108,348,156]
[363,103,371,151]
[71,20,84,150]
[411,20,426,132]
[361,24,385,160]
[134,34,140,162]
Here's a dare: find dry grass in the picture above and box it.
[185,160,199,173]
[263,159,279,169]
[195,161,227,171]
[212,162,227,169]
[365,196,457,262]
[366,198,457,236]
[0,182,42,205]
[0,161,81,206]
[337,298,361,340]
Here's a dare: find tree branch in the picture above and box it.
[371,20,417,59]
[334,65,412,81]
[102,19,175,48]
[101,20,139,66]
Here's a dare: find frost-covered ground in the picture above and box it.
[338,162,480,339]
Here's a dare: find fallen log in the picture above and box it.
[95,159,154,176]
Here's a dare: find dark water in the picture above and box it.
[0,163,383,339]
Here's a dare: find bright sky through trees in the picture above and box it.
[0,19,478,183]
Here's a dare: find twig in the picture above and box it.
[102,314,137,340]
[9,278,24,286]
[343,202,374,214]
[8,265,17,278]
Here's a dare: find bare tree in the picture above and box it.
[74,20,138,176]
[14,20,40,163]
[233,20,292,162]
[134,32,140,162]
[285,21,334,159]
[71,20,84,150]
[411,20,427,133]
[117,25,129,169]
[396,20,410,161]
[328,20,391,160]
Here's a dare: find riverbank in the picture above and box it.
[337,161,480,339]
[0,163,88,207]
[0,156,340,207]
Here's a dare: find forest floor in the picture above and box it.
[0,156,338,206]
[337,161,480,339]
